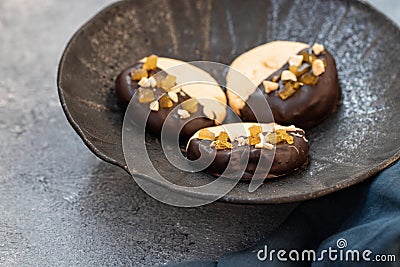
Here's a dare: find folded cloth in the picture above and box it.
[164,159,400,267]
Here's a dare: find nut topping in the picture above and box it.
[312,43,325,56]
[288,55,303,67]
[281,70,297,82]
[177,109,190,119]
[236,136,246,146]
[168,91,179,103]
[263,81,279,93]
[254,133,265,148]
[149,100,159,111]
[138,77,150,87]
[312,59,326,76]
[148,76,157,87]
[263,142,274,150]
[261,48,328,100]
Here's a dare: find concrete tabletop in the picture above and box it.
[0,0,398,266]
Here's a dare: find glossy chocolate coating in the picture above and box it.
[115,63,215,141]
[240,49,340,128]
[186,131,308,179]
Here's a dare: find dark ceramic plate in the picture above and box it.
[58,0,400,204]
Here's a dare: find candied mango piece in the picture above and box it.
[289,63,311,78]
[217,131,230,142]
[198,129,215,141]
[161,74,177,91]
[277,82,297,100]
[159,94,173,108]
[132,69,148,81]
[293,81,303,90]
[249,134,261,146]
[181,98,198,113]
[248,125,262,146]
[277,129,294,144]
[214,131,232,150]
[137,88,155,103]
[267,129,294,145]
[300,51,317,64]
[214,140,233,150]
[248,125,262,137]
[288,65,297,75]
[154,74,165,88]
[267,132,279,145]
[300,73,319,86]
[142,55,158,70]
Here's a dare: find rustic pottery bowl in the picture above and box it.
[58,0,400,204]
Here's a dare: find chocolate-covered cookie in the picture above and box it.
[186,123,308,179]
[226,41,340,128]
[116,55,227,141]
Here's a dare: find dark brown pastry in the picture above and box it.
[227,41,340,129]
[186,123,309,179]
[115,56,227,141]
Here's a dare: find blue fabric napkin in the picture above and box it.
[165,159,400,266]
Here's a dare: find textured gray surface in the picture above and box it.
[0,1,296,266]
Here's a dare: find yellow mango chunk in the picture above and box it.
[300,73,319,86]
[159,94,173,108]
[181,98,198,114]
[142,55,158,71]
[277,82,297,100]
[267,129,294,145]
[217,131,230,142]
[215,140,233,150]
[132,69,148,81]
[198,129,215,141]
[137,88,155,103]
[161,74,177,91]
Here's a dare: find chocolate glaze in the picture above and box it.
[186,130,308,179]
[115,63,216,141]
[240,49,340,128]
